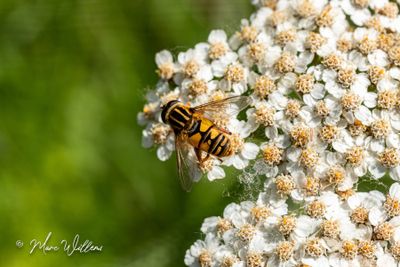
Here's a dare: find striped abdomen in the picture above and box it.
[187,117,232,157]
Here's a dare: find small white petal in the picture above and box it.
[155,50,173,66]
[370,139,385,153]
[310,83,325,99]
[355,106,372,125]
[233,83,247,94]
[265,126,278,140]
[354,164,367,176]
[390,67,400,80]
[142,131,153,148]
[348,194,362,209]
[363,93,377,108]
[332,141,348,153]
[390,166,400,181]
[294,215,320,237]
[208,166,225,181]
[208,29,227,43]
[241,143,259,160]
[387,134,400,148]
[390,183,400,199]
[233,157,247,170]
[157,145,172,161]
[369,207,387,226]
[368,50,389,67]
[368,162,387,179]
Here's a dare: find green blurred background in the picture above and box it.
[0,0,252,266]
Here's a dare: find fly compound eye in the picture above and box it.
[161,100,179,123]
[161,106,168,123]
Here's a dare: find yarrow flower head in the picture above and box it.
[186,181,400,267]
[138,0,400,265]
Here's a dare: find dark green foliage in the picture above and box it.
[0,1,252,266]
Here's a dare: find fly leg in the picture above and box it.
[219,127,231,135]
[195,148,202,164]
[202,153,211,163]
[195,148,211,168]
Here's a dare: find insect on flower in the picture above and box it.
[161,96,250,191]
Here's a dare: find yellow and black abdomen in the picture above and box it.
[187,116,232,157]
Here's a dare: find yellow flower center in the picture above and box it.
[389,46,400,66]
[198,250,212,267]
[239,26,258,43]
[315,101,330,118]
[358,240,376,258]
[346,146,365,166]
[276,29,297,46]
[254,75,276,99]
[254,105,276,126]
[368,65,385,85]
[374,222,394,240]
[305,176,320,196]
[279,215,297,235]
[370,119,390,139]
[276,241,295,262]
[306,32,326,53]
[188,79,208,97]
[251,206,271,223]
[217,218,233,235]
[305,238,324,257]
[341,240,358,260]
[322,220,340,238]
[246,252,263,267]
[275,174,296,195]
[358,36,377,55]
[326,165,345,185]
[353,0,369,8]
[322,54,342,70]
[377,90,397,109]
[306,200,326,218]
[209,42,228,60]
[384,195,400,217]
[263,144,283,165]
[157,63,174,80]
[237,223,256,242]
[351,207,369,224]
[337,68,356,88]
[151,123,171,145]
[316,5,333,27]
[295,74,315,94]
[290,125,312,147]
[300,147,319,169]
[248,42,266,63]
[285,100,301,119]
[184,59,200,77]
[391,242,400,261]
[225,64,245,83]
[275,52,295,73]
[297,0,316,17]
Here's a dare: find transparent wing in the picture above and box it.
[175,133,199,192]
[192,96,250,119]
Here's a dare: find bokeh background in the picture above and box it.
[0,0,253,266]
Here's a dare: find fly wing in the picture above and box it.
[175,133,200,192]
[191,95,250,119]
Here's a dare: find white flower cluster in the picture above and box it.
[139,0,400,184]
[185,182,400,267]
[137,0,400,265]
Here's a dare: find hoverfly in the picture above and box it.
[161,96,250,191]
